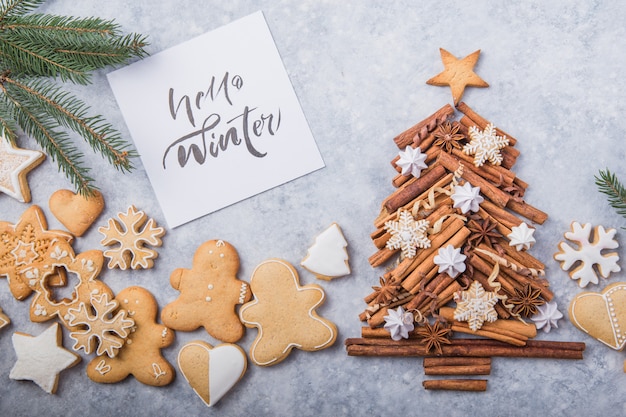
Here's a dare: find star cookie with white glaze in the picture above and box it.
[0,133,45,203]
[9,322,80,394]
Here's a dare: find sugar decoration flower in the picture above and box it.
[452,182,484,214]
[508,222,536,251]
[433,244,467,278]
[396,146,428,178]
[384,210,431,259]
[463,123,509,167]
[530,301,563,333]
[383,306,415,341]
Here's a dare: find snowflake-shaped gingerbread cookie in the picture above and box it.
[99,205,165,270]
[463,123,509,167]
[384,210,431,259]
[554,222,620,288]
[454,280,499,331]
[67,292,135,357]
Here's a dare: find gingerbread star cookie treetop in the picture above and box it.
[426,48,489,105]
[161,239,251,343]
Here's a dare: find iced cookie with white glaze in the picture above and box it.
[178,341,247,407]
[301,223,350,280]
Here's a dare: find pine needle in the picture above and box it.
[595,168,626,220]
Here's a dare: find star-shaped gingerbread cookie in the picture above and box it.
[239,258,337,366]
[0,134,45,203]
[161,240,251,343]
[10,322,80,394]
[0,205,74,300]
[426,48,489,105]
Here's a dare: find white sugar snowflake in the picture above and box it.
[454,281,499,331]
[554,222,620,287]
[397,146,428,178]
[99,205,165,270]
[67,293,135,358]
[384,210,430,259]
[463,123,509,167]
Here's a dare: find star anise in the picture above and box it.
[432,121,465,153]
[371,276,401,304]
[503,182,526,201]
[467,217,502,248]
[415,321,452,355]
[508,283,545,318]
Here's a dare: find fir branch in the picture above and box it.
[595,168,626,220]
[0,30,89,83]
[2,75,136,171]
[0,82,95,194]
[2,14,118,37]
[0,0,43,22]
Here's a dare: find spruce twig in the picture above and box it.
[0,0,148,196]
[595,168,626,222]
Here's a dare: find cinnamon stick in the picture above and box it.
[385,165,447,212]
[456,102,517,146]
[393,104,455,148]
[506,199,548,225]
[344,338,585,359]
[424,364,491,376]
[422,379,488,391]
[424,357,491,367]
[439,307,537,339]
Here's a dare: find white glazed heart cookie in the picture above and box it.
[178,341,247,407]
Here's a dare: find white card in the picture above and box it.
[107,11,324,227]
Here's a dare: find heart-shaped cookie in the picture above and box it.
[177,341,246,407]
[49,189,105,237]
[569,282,626,350]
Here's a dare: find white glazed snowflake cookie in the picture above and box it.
[9,322,80,394]
[554,222,620,288]
[463,123,509,167]
[301,223,350,280]
[454,280,499,331]
[384,210,431,259]
[99,205,165,270]
[67,292,135,358]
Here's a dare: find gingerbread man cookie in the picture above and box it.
[87,286,175,386]
[161,240,251,343]
[239,258,337,366]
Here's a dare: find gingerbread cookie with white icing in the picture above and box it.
[161,240,251,343]
[87,286,175,386]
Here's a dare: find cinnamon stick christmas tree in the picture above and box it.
[346,97,585,391]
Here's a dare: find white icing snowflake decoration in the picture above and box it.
[454,281,499,331]
[433,244,467,278]
[384,210,431,259]
[397,146,428,178]
[451,182,484,214]
[508,222,536,251]
[531,301,563,333]
[383,306,415,341]
[463,123,509,167]
[554,222,620,288]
